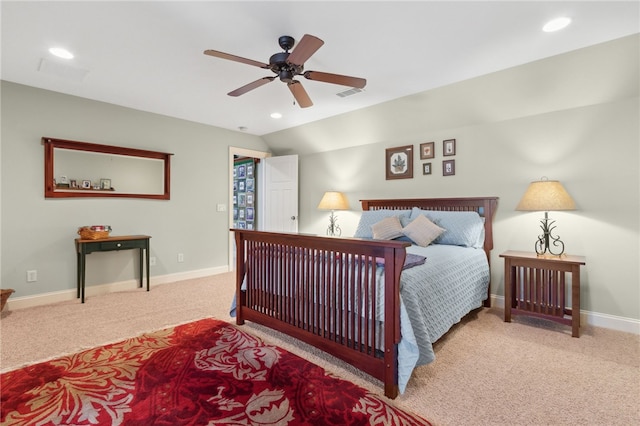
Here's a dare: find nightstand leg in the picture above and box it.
[572,266,580,337]
[504,261,512,322]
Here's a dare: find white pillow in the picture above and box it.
[402,214,446,247]
[372,216,404,240]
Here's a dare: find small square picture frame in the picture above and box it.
[81,180,92,189]
[422,163,432,175]
[443,139,456,156]
[419,142,435,159]
[443,159,455,176]
[100,178,111,190]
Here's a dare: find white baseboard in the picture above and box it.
[5,266,230,311]
[490,295,640,335]
[7,281,638,335]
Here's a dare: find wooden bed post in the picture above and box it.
[234,231,246,325]
[482,198,499,307]
[382,244,405,399]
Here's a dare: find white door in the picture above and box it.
[262,155,298,232]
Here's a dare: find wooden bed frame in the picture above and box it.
[233,197,498,398]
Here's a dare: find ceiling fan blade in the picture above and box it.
[303,71,366,89]
[288,81,313,108]
[228,77,275,97]
[286,34,324,66]
[204,49,269,69]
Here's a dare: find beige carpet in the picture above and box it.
[2,273,639,425]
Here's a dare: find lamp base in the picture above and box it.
[326,211,342,237]
[534,212,566,256]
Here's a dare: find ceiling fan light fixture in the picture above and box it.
[279,69,294,83]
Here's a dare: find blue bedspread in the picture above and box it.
[395,245,489,386]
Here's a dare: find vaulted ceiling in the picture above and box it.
[2,1,638,136]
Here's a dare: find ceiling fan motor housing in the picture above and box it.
[269,51,303,83]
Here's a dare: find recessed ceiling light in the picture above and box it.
[543,17,571,33]
[270,112,282,119]
[49,47,74,59]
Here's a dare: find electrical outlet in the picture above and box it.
[216,204,227,212]
[177,253,184,263]
[150,256,156,266]
[27,270,38,282]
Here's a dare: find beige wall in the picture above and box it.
[1,81,269,297]
[279,35,639,321]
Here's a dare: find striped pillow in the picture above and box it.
[354,209,411,238]
[372,216,404,240]
[402,214,446,247]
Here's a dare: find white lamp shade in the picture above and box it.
[317,191,349,210]
[516,179,576,211]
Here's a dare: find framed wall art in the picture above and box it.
[419,142,435,159]
[422,163,432,175]
[443,139,456,156]
[385,145,413,180]
[443,159,455,176]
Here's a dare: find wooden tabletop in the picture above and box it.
[500,250,585,264]
[75,235,151,243]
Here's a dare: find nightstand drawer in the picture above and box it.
[99,240,144,251]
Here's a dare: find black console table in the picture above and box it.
[75,235,151,303]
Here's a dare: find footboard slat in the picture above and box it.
[234,230,407,399]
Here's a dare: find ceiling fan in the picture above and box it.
[204,34,366,108]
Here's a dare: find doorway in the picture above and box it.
[227,148,299,270]
[228,147,270,270]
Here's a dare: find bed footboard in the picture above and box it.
[233,230,409,399]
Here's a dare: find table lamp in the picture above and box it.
[317,191,349,236]
[516,177,576,256]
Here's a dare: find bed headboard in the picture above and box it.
[360,197,499,260]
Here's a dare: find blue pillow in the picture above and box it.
[409,208,484,248]
[354,209,411,239]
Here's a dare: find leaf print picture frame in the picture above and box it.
[385,145,414,180]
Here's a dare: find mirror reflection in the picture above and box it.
[44,137,172,199]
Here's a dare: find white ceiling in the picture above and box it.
[2,1,638,136]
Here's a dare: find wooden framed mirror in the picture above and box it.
[43,137,173,199]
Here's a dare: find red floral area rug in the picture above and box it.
[1,318,431,425]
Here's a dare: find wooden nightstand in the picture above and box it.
[500,251,586,337]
